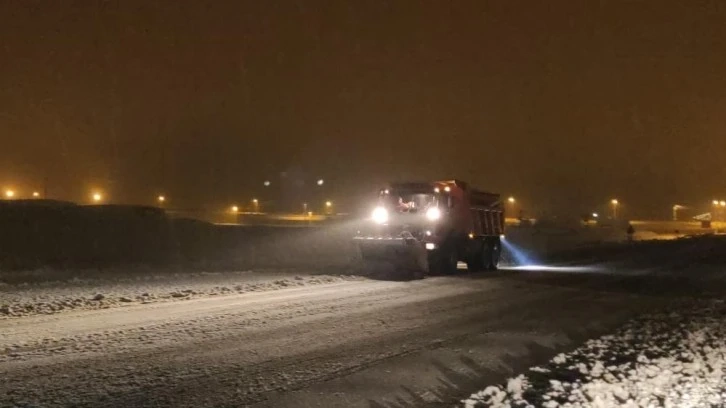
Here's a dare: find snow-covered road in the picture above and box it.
[0,268,675,407]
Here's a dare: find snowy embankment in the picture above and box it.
[463,300,726,408]
[0,269,361,319]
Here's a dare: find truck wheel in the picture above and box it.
[466,257,483,272]
[402,267,425,280]
[466,241,484,272]
[481,241,493,271]
[487,238,501,270]
[428,247,458,275]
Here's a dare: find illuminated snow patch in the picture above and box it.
[506,265,604,273]
[462,300,726,408]
[501,238,536,266]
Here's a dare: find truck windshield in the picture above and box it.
[381,191,439,214]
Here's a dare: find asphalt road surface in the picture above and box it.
[0,268,682,408]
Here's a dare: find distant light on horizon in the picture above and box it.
[32,191,40,198]
[5,189,15,198]
[92,192,102,202]
[231,205,239,213]
[0,1,723,220]
[158,195,165,203]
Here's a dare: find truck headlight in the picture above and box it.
[426,207,441,221]
[372,206,388,224]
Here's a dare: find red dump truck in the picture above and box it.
[354,180,504,277]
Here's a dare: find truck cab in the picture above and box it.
[354,180,504,277]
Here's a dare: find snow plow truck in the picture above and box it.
[354,180,504,278]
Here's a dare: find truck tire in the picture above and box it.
[466,257,483,272]
[428,246,458,275]
[487,237,501,270]
[466,241,485,272]
[481,241,493,271]
[400,266,425,280]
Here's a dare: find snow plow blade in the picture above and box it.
[354,237,428,279]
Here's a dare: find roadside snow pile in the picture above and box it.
[463,300,726,408]
[0,272,360,319]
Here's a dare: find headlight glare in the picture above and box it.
[372,206,388,224]
[426,207,441,221]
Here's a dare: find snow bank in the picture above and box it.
[463,300,726,407]
[0,270,361,319]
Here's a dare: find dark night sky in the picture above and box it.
[1,1,726,217]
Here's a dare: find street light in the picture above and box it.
[32,191,40,198]
[157,195,165,203]
[325,201,332,207]
[4,189,15,198]
[713,200,724,222]
[231,205,239,213]
[611,199,619,220]
[92,192,103,203]
[508,196,515,204]
[673,205,686,221]
[592,212,599,218]
[317,179,324,186]
[252,198,259,212]
[263,180,271,187]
